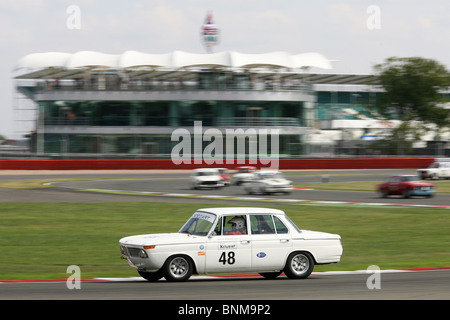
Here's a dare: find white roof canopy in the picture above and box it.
[15,50,333,72]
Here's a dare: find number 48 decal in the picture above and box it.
[219,251,235,265]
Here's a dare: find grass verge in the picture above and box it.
[1,202,449,280]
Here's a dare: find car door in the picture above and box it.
[249,214,292,270]
[397,176,409,194]
[245,176,262,194]
[388,176,400,194]
[205,215,252,273]
[444,163,450,178]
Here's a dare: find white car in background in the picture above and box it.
[243,171,293,195]
[232,166,256,185]
[119,207,343,282]
[417,160,450,180]
[190,168,225,189]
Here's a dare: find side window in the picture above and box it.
[250,215,275,234]
[274,216,289,234]
[223,216,247,235]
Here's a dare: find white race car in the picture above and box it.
[243,171,293,194]
[119,207,343,282]
[190,168,225,189]
[417,161,450,180]
[232,166,256,185]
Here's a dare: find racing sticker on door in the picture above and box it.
[219,243,237,250]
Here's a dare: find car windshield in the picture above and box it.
[196,171,216,176]
[179,211,216,236]
[429,162,439,168]
[402,176,420,182]
[260,172,283,179]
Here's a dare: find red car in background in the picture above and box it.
[377,175,435,198]
[217,168,231,186]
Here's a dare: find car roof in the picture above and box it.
[258,170,279,174]
[197,207,285,216]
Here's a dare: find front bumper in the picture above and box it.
[409,187,435,196]
[194,180,225,188]
[264,186,293,193]
[120,245,164,272]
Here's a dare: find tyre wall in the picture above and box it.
[0,158,435,170]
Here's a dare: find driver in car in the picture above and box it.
[226,217,247,235]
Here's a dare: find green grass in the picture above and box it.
[1,202,449,280]
[0,178,94,189]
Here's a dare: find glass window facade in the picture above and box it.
[40,100,305,127]
[38,100,307,155]
[316,91,379,120]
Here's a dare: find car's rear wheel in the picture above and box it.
[138,269,163,282]
[162,255,193,282]
[284,252,314,279]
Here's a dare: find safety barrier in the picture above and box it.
[0,158,435,170]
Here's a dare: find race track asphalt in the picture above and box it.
[1,270,450,300]
[2,169,449,207]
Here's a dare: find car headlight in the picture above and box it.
[138,249,148,258]
[139,245,157,258]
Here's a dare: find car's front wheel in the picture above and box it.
[138,269,163,282]
[259,272,282,279]
[162,255,193,282]
[284,252,314,279]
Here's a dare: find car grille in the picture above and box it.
[121,246,142,257]
[202,181,218,185]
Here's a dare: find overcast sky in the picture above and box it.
[1,0,450,138]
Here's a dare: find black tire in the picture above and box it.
[284,252,314,279]
[138,269,163,282]
[403,189,410,198]
[162,255,193,282]
[259,272,282,279]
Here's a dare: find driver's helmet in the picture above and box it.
[229,217,245,230]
